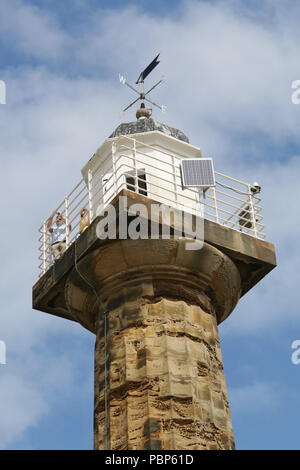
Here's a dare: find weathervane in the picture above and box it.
[119,53,166,118]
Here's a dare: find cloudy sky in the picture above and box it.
[0,0,299,449]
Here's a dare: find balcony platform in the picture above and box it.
[32,190,276,325]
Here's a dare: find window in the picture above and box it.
[126,170,147,196]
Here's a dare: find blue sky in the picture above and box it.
[0,0,300,450]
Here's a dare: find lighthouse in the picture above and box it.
[32,60,276,450]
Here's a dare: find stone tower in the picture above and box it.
[33,116,276,450]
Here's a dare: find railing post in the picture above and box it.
[172,155,178,209]
[133,139,138,193]
[112,142,118,194]
[247,185,257,237]
[88,169,93,221]
[196,189,203,217]
[211,187,219,224]
[65,197,70,248]
[43,222,47,274]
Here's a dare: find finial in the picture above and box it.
[136,103,151,119]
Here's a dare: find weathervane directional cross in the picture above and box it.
[119,53,166,116]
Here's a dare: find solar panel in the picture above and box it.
[181,158,215,188]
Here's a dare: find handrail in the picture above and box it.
[37,135,266,277]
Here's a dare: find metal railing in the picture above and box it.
[37,135,265,277]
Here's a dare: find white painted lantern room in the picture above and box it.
[81,129,203,218]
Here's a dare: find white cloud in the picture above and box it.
[0,347,93,449]
[0,0,70,61]
[0,373,48,448]
[62,0,300,152]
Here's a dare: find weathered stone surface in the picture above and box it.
[65,239,241,331]
[64,239,240,450]
[109,118,189,143]
[93,297,234,450]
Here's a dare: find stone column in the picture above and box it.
[65,238,241,450]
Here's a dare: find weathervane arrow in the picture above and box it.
[136,54,160,84]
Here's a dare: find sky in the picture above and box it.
[0,0,299,450]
